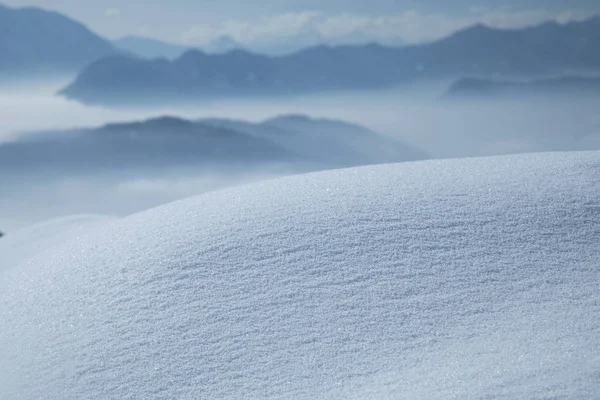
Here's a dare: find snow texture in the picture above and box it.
[1,151,600,399]
[0,215,116,270]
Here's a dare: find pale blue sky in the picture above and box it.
[3,0,599,46]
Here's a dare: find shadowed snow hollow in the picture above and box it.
[1,151,600,399]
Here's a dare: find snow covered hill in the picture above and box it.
[1,151,599,399]
[0,215,116,270]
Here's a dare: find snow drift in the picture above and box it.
[1,151,599,399]
[0,215,116,269]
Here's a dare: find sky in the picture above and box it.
[3,0,600,48]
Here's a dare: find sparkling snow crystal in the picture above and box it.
[1,151,599,399]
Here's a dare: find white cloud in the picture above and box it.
[179,9,597,51]
[104,8,121,18]
[476,9,594,28]
[182,11,323,46]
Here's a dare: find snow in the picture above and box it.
[0,215,116,270]
[1,151,600,399]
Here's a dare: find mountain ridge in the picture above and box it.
[0,3,117,79]
[60,15,600,105]
[0,114,426,172]
[113,36,192,60]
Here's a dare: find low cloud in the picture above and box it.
[180,8,596,50]
[104,8,122,18]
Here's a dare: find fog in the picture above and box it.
[1,80,599,231]
[3,80,599,156]
[0,168,290,231]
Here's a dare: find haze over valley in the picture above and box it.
[3,77,600,230]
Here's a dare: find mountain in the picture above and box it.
[202,115,427,166]
[113,36,191,60]
[114,33,398,60]
[0,114,426,173]
[60,16,600,106]
[2,151,599,399]
[445,75,600,98]
[58,44,415,105]
[113,35,244,60]
[0,116,295,173]
[0,4,117,79]
[0,114,427,230]
[253,31,406,56]
[203,35,244,54]
[408,18,600,77]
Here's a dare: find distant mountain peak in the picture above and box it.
[0,114,427,175]
[448,22,497,39]
[204,35,243,54]
[177,49,209,62]
[113,35,191,60]
[364,42,387,49]
[101,116,195,132]
[0,3,116,79]
[268,114,314,122]
[470,22,493,31]
[144,116,195,127]
[223,48,256,56]
[59,15,600,106]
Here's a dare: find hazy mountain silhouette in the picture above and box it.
[446,75,600,98]
[60,16,600,106]
[113,35,245,60]
[0,4,117,80]
[0,116,294,173]
[203,35,244,54]
[412,18,600,76]
[113,36,192,60]
[0,115,426,173]
[202,115,428,166]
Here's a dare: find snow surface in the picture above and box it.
[1,151,600,399]
[0,215,116,270]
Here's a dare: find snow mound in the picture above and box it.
[0,215,116,270]
[1,151,600,399]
